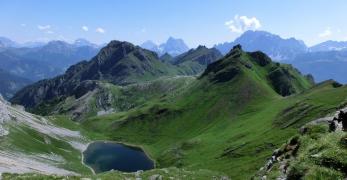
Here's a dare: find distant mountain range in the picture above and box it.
[140,37,189,56]
[287,50,347,83]
[0,68,32,99]
[214,30,308,60]
[73,38,99,48]
[309,40,347,52]
[0,38,100,81]
[0,37,19,48]
[0,37,102,49]
[0,37,101,100]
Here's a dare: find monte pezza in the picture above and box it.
[10,40,180,108]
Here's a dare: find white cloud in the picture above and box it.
[225,15,261,33]
[319,28,332,38]
[96,27,105,33]
[37,25,51,30]
[46,30,54,34]
[82,26,89,31]
[20,24,26,27]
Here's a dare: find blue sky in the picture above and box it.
[0,0,346,47]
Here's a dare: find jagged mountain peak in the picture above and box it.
[140,37,189,56]
[166,36,184,43]
[100,40,135,52]
[215,30,308,60]
[159,37,189,56]
[95,40,158,64]
[196,45,208,50]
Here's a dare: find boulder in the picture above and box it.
[149,174,163,180]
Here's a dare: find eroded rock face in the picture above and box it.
[0,95,10,136]
[249,51,271,67]
[0,94,88,175]
[334,110,347,131]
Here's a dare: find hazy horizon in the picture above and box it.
[1,0,347,47]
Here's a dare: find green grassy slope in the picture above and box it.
[75,46,347,179]
[81,80,346,179]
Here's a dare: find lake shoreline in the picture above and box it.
[82,140,156,174]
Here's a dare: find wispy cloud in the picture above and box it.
[37,25,51,30]
[82,26,89,31]
[96,27,105,33]
[225,15,261,33]
[319,28,332,38]
[20,23,26,27]
[46,30,54,34]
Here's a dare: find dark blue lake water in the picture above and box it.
[83,141,154,173]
